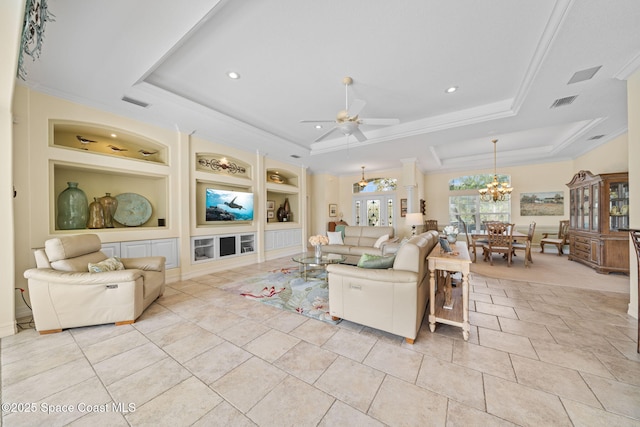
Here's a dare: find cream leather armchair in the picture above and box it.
[24,234,165,334]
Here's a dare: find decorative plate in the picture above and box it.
[113,193,152,226]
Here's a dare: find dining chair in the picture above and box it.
[540,220,570,255]
[425,219,438,231]
[512,222,536,267]
[459,218,483,262]
[482,222,515,266]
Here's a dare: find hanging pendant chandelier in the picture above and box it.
[478,139,513,202]
[358,166,368,188]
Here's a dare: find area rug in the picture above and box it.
[221,266,340,324]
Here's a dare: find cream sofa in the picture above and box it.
[24,234,165,334]
[323,225,395,256]
[326,230,439,343]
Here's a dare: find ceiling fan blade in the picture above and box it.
[348,99,366,117]
[314,126,340,142]
[300,119,336,124]
[359,118,400,126]
[352,127,367,142]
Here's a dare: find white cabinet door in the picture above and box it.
[120,240,151,258]
[100,243,121,258]
[152,238,179,269]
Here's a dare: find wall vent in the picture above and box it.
[121,96,150,108]
[290,154,301,159]
[550,95,578,108]
[587,134,605,140]
[568,66,601,84]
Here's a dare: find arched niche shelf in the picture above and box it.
[51,120,167,164]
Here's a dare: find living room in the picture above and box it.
[1,1,640,425]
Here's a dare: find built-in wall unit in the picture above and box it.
[190,149,259,276]
[11,89,183,320]
[264,159,307,259]
[49,121,179,269]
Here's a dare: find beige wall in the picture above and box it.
[424,160,573,234]
[573,133,629,173]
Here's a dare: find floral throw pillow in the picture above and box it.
[88,257,125,273]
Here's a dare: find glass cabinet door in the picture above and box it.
[569,189,576,228]
[609,181,629,231]
[591,183,599,232]
[581,186,590,230]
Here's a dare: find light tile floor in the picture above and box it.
[2,257,640,426]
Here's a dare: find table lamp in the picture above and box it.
[406,213,423,236]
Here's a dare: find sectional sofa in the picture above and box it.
[326,230,439,343]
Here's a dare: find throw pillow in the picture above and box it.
[88,256,125,273]
[357,253,396,269]
[373,234,389,248]
[327,231,344,245]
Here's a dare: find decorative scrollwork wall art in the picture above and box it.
[196,154,250,178]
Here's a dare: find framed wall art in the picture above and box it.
[329,203,337,217]
[266,200,275,210]
[400,198,407,217]
[520,191,564,216]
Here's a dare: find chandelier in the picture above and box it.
[478,139,513,202]
[358,166,368,188]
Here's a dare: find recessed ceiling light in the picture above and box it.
[315,125,322,129]
[445,86,458,93]
[227,71,240,79]
[110,133,117,138]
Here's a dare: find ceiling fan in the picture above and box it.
[300,76,400,143]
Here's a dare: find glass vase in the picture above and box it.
[88,197,105,229]
[56,182,89,230]
[314,244,322,259]
[99,192,118,228]
[446,234,458,244]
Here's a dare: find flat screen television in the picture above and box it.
[205,188,254,222]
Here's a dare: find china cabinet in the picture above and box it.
[567,170,629,274]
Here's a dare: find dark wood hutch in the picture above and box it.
[567,170,629,274]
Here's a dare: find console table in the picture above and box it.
[427,242,472,340]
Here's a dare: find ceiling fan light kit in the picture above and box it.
[300,76,399,143]
[478,139,513,202]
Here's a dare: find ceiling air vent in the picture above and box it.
[587,134,605,140]
[568,66,601,85]
[550,95,578,109]
[121,96,150,108]
[290,154,301,159]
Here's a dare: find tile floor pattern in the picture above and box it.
[2,257,640,426]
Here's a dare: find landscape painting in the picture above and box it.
[520,191,564,216]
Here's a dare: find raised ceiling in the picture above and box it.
[18,0,640,176]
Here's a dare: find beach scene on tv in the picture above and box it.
[206,189,255,221]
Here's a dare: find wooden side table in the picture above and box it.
[427,242,472,340]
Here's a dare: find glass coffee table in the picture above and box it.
[292,253,346,281]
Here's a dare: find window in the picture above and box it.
[448,174,511,232]
[353,178,397,193]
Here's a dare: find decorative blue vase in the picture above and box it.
[57,182,89,230]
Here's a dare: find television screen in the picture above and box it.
[205,189,254,222]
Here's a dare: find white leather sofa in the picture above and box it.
[326,230,439,343]
[323,226,395,256]
[24,234,165,334]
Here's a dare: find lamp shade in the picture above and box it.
[405,213,423,227]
